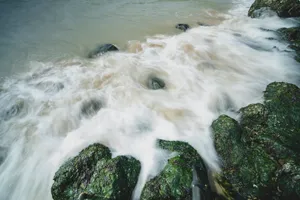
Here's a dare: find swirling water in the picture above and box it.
[0,0,299,199]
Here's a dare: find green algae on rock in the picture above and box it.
[141,140,210,200]
[212,82,300,199]
[248,0,300,18]
[51,143,141,200]
[278,27,300,63]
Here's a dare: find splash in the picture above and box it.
[0,1,299,199]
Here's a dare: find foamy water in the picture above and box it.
[0,0,300,199]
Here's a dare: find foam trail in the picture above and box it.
[0,0,300,199]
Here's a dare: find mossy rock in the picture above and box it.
[248,0,300,18]
[212,82,300,199]
[51,143,141,200]
[277,27,300,62]
[141,140,210,200]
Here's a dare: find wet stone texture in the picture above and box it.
[88,44,119,58]
[248,0,300,18]
[80,99,103,118]
[51,143,141,200]
[278,27,300,63]
[147,77,165,90]
[175,24,190,32]
[212,82,300,199]
[141,140,210,200]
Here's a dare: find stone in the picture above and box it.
[88,44,119,58]
[51,143,141,200]
[35,81,64,93]
[80,99,102,118]
[1,99,25,121]
[248,0,300,18]
[147,77,165,90]
[212,82,300,199]
[197,22,209,26]
[278,27,300,62]
[141,140,211,200]
[175,24,190,32]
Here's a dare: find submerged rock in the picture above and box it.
[212,82,300,199]
[141,140,211,200]
[197,22,209,26]
[278,27,300,50]
[248,0,300,18]
[88,44,119,58]
[35,81,64,93]
[51,143,141,200]
[175,24,190,32]
[278,27,300,62]
[1,99,25,121]
[147,77,165,90]
[80,99,102,118]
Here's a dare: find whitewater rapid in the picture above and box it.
[0,0,299,199]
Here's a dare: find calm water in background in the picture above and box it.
[0,0,232,76]
[0,0,300,200]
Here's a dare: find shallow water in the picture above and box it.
[0,0,300,200]
[0,0,231,76]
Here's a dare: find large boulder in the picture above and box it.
[212,82,300,199]
[141,140,211,200]
[51,143,141,200]
[248,0,300,18]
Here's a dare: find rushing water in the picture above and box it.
[0,0,300,199]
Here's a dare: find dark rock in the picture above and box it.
[278,27,300,45]
[80,99,102,118]
[88,44,119,58]
[51,143,141,200]
[295,54,300,62]
[1,99,25,121]
[248,0,300,18]
[212,82,300,199]
[249,7,277,18]
[35,81,64,93]
[278,27,300,62]
[197,22,209,26]
[175,24,190,32]
[141,140,211,200]
[147,77,165,90]
[0,146,7,165]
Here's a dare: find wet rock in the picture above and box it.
[88,44,119,58]
[175,24,190,32]
[141,140,211,200]
[295,54,300,62]
[278,27,300,45]
[248,0,300,18]
[51,143,141,200]
[0,147,7,165]
[80,99,102,118]
[35,81,64,93]
[147,77,165,90]
[1,99,25,121]
[278,27,300,62]
[212,82,300,199]
[275,161,300,199]
[197,22,209,26]
[249,7,277,18]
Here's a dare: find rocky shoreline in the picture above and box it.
[51,1,300,199]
